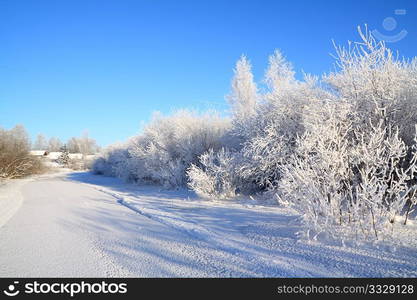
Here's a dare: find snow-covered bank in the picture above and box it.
[0,179,27,229]
[0,170,74,229]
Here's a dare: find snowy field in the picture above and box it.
[0,171,417,277]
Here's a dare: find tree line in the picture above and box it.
[0,126,100,179]
[32,132,100,155]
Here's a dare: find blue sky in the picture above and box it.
[1,0,416,146]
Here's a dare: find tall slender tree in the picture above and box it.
[227,55,258,121]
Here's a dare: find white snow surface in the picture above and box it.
[0,179,26,229]
[1,171,417,277]
[29,151,90,160]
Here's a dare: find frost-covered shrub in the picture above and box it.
[235,51,332,191]
[188,51,312,196]
[351,123,417,238]
[133,110,230,187]
[91,28,417,242]
[91,157,107,175]
[187,148,238,199]
[91,143,130,178]
[93,110,231,188]
[238,78,329,191]
[325,26,417,145]
[227,29,417,240]
[189,52,332,197]
[279,100,417,239]
[278,101,358,232]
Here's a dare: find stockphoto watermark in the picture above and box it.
[2,280,128,297]
[371,9,408,42]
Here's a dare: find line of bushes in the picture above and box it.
[92,28,417,240]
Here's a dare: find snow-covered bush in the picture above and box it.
[91,142,130,178]
[128,110,230,187]
[352,123,417,238]
[235,52,333,191]
[188,51,314,196]
[92,28,417,242]
[91,157,108,175]
[278,100,358,233]
[187,148,238,199]
[93,110,230,188]
[325,26,417,146]
[279,100,417,239]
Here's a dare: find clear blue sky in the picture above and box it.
[1,0,416,146]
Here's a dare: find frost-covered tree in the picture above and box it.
[279,100,417,240]
[264,50,295,94]
[228,55,258,119]
[67,137,80,153]
[8,125,31,153]
[325,26,417,145]
[0,125,43,179]
[237,58,326,191]
[33,134,48,151]
[227,55,258,139]
[188,51,333,195]
[57,145,70,166]
[126,110,230,187]
[90,28,417,242]
[48,137,62,152]
[76,132,99,156]
[66,134,99,155]
[93,110,230,188]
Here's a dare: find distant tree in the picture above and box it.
[66,137,79,153]
[67,133,99,155]
[9,125,31,153]
[76,132,99,157]
[33,134,48,150]
[0,125,44,179]
[57,145,70,166]
[48,137,62,152]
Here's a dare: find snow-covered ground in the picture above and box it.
[0,171,416,277]
[0,179,27,229]
[30,151,92,160]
